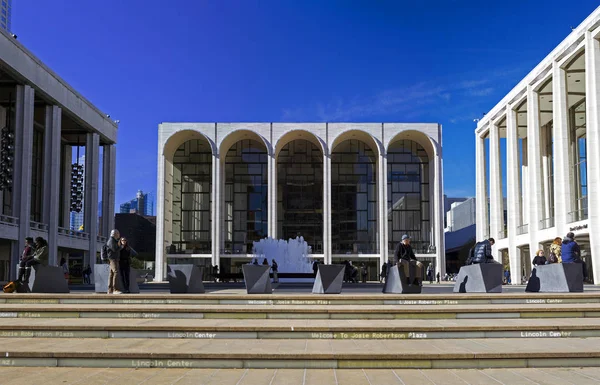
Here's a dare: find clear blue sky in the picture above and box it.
[13,0,600,206]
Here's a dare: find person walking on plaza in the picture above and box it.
[83,265,92,284]
[60,257,69,281]
[106,229,123,294]
[427,265,433,284]
[361,263,368,283]
[436,271,440,284]
[380,262,387,283]
[271,259,278,283]
[561,232,587,280]
[119,237,137,294]
[394,234,423,285]
[548,237,562,264]
[466,238,496,265]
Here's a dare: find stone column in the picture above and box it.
[271,154,278,239]
[381,153,389,266]
[267,152,274,238]
[585,32,600,284]
[506,105,522,285]
[475,133,488,241]
[552,61,573,233]
[10,85,34,279]
[323,152,331,264]
[155,151,165,282]
[489,121,504,242]
[378,151,387,268]
[433,142,446,277]
[101,145,116,237]
[83,133,100,269]
[527,85,544,241]
[540,124,551,221]
[212,153,221,268]
[521,138,529,226]
[42,105,61,267]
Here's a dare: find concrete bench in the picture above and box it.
[21,264,69,293]
[453,263,503,293]
[312,264,344,294]
[242,264,272,294]
[526,263,584,292]
[383,260,422,294]
[167,264,205,294]
[94,264,140,293]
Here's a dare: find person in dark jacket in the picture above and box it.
[271,259,278,283]
[17,237,35,283]
[106,229,123,294]
[119,237,138,293]
[394,234,423,284]
[532,250,547,266]
[467,238,496,265]
[561,232,587,279]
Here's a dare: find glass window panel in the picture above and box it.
[387,139,431,254]
[171,139,212,253]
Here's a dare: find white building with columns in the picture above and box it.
[155,123,445,281]
[475,7,600,285]
[0,28,117,280]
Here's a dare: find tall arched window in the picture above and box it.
[331,139,377,254]
[387,140,431,254]
[172,139,212,253]
[224,139,268,254]
[277,139,323,252]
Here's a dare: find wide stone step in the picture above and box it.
[0,317,598,339]
[3,367,600,385]
[2,292,599,305]
[1,337,600,369]
[1,303,600,319]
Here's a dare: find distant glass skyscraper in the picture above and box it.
[120,190,154,216]
[1,0,12,32]
[70,155,85,231]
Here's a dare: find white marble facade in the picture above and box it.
[155,122,445,281]
[475,7,600,285]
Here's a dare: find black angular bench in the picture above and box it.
[167,264,205,293]
[453,263,503,293]
[21,265,69,293]
[383,260,422,294]
[312,264,344,294]
[242,264,272,294]
[94,264,140,293]
[525,263,584,292]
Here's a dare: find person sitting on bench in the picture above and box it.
[17,237,48,283]
[394,234,423,285]
[467,238,497,265]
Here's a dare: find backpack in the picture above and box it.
[101,243,109,261]
[3,281,26,293]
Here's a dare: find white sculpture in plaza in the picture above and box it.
[252,236,313,274]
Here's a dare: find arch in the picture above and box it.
[163,129,216,160]
[219,129,272,157]
[331,129,383,157]
[386,130,436,159]
[222,138,269,254]
[276,137,324,253]
[274,129,327,158]
[330,136,379,254]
